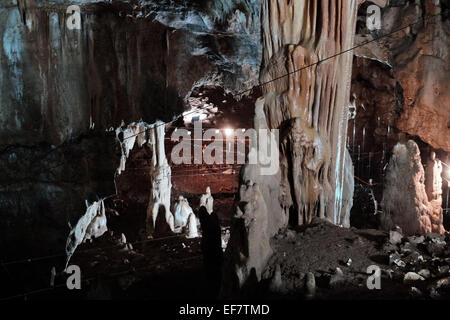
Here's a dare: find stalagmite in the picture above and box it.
[424,152,445,234]
[186,213,199,239]
[425,152,443,202]
[174,195,194,230]
[146,121,174,235]
[238,97,285,237]
[258,0,359,226]
[65,120,171,264]
[381,141,445,235]
[199,186,214,214]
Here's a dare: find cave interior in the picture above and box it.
[0,0,449,301]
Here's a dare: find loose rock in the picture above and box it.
[418,269,431,279]
[389,230,403,245]
[403,272,425,284]
[407,235,424,244]
[409,287,423,298]
[329,267,346,288]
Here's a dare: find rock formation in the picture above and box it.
[116,122,148,175]
[173,195,194,230]
[65,119,175,259]
[144,122,174,236]
[238,97,286,237]
[279,118,354,227]
[381,140,445,235]
[186,213,199,239]
[222,0,361,296]
[342,149,355,228]
[221,180,272,296]
[425,152,443,202]
[424,152,445,234]
[256,0,359,227]
[115,120,175,236]
[65,199,107,266]
[200,186,214,214]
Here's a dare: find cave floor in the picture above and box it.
[5,219,449,300]
[259,219,450,300]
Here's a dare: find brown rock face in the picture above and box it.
[354,0,450,152]
[395,2,450,152]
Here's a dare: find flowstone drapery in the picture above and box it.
[223,0,360,295]
[258,0,359,227]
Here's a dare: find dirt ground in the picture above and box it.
[3,216,449,300]
[259,219,450,300]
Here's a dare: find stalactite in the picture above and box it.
[145,121,174,236]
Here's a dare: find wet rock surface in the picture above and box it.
[0,195,228,300]
[354,0,450,152]
[0,132,118,259]
[0,0,261,261]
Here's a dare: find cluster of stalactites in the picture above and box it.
[115,121,167,175]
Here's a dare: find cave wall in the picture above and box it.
[350,0,449,227]
[0,0,262,258]
[353,0,450,152]
[0,0,262,146]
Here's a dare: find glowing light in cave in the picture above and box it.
[224,128,233,137]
